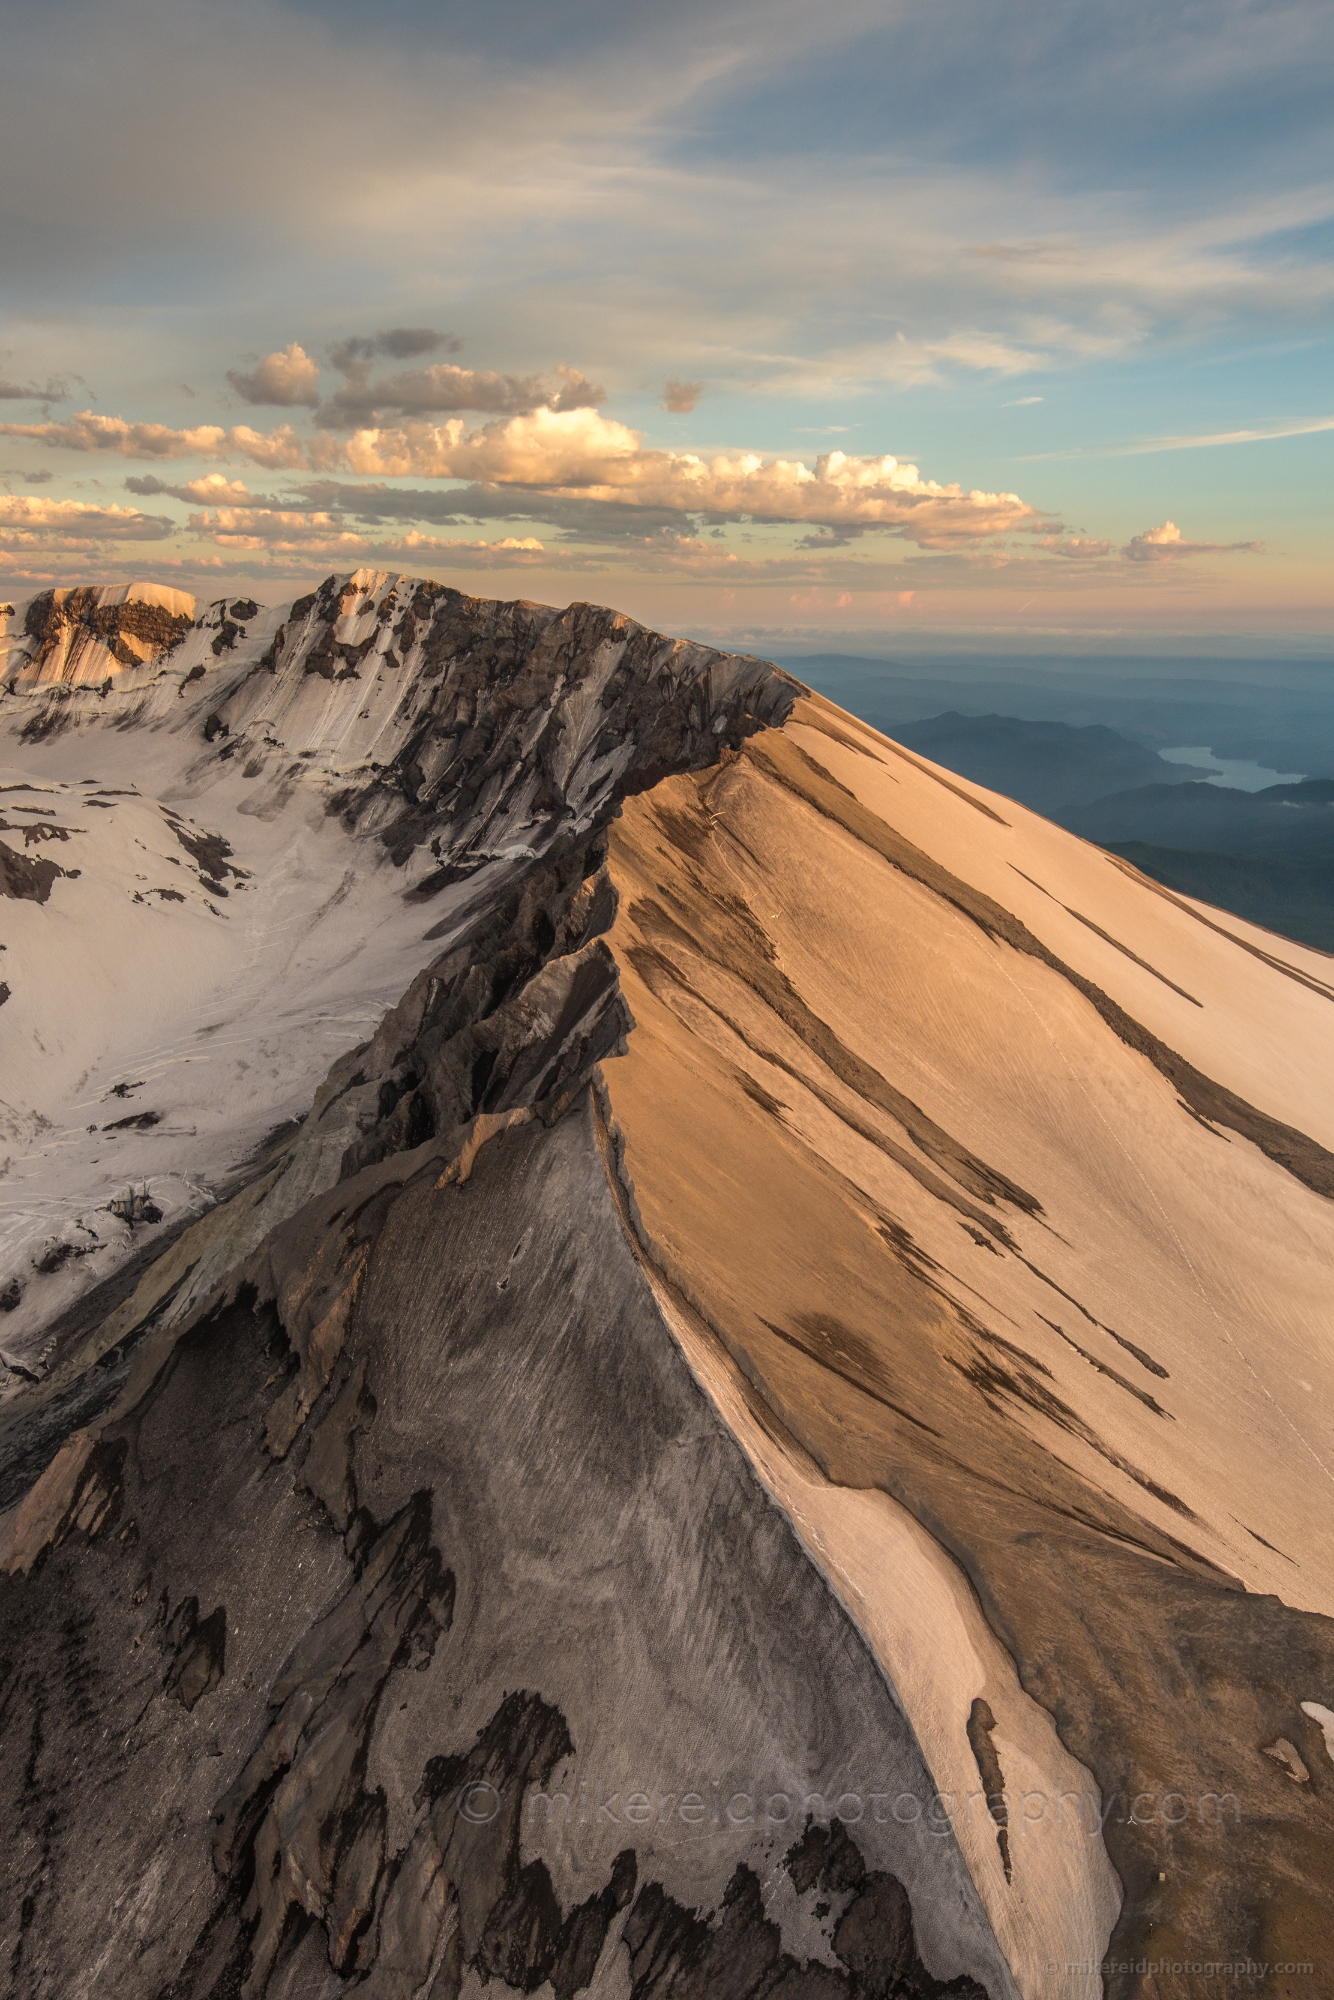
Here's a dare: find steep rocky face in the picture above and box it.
[0,571,797,1382]
[3,575,1334,1999]
[206,568,798,879]
[14,583,197,687]
[0,1094,1008,2000]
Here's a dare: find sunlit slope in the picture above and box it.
[601,692,1334,1983]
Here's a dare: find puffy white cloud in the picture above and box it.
[236,425,318,470]
[0,410,306,466]
[226,343,321,408]
[1,404,1038,547]
[0,402,1041,551]
[342,407,1038,548]
[1122,520,1262,562]
[186,506,364,554]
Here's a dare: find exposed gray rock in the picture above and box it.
[0,1102,1009,1999]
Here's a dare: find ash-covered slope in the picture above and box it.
[2,576,1333,2000]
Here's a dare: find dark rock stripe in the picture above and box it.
[749,731,1334,1200]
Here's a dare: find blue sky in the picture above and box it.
[0,0,1330,651]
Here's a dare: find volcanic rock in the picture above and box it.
[1,570,1332,2000]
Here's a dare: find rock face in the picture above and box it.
[0,570,793,1379]
[13,582,197,687]
[2,572,1333,2000]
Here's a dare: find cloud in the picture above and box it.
[0,410,308,466]
[186,505,368,555]
[663,378,703,413]
[1114,414,1334,455]
[183,501,567,568]
[339,406,1040,547]
[0,378,69,403]
[1,399,1047,554]
[0,495,176,547]
[1005,395,1044,407]
[317,359,604,427]
[328,328,459,370]
[126,472,260,505]
[1025,413,1334,460]
[1036,532,1111,557]
[8,403,1038,549]
[2,0,1332,508]
[293,478,698,544]
[1122,520,1262,562]
[226,343,321,408]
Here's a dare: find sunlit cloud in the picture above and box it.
[340,407,1040,547]
[226,343,321,408]
[0,410,309,466]
[126,473,260,505]
[0,494,175,546]
[1122,520,1263,563]
[2,403,1042,549]
[184,505,576,568]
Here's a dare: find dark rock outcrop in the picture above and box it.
[0,837,66,903]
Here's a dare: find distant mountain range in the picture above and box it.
[782,650,1334,780]
[888,711,1208,817]
[1063,775,1334,857]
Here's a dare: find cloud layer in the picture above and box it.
[0,495,174,551]
[1,404,1038,548]
[0,0,1314,629]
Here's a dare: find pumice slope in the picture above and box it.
[1,572,1332,2000]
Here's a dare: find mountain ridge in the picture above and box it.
[2,574,1333,1998]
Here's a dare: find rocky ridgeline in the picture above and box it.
[0,578,1008,1999]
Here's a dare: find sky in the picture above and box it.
[0,0,1330,655]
